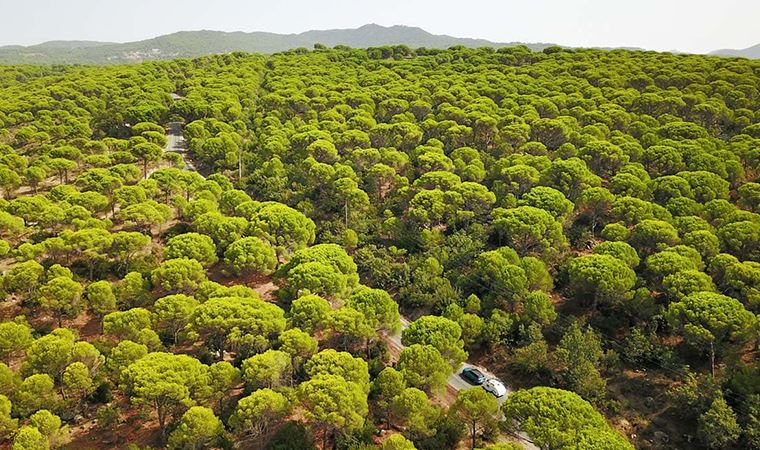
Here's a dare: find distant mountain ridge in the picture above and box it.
[0,24,553,65]
[1,24,756,65]
[711,43,760,59]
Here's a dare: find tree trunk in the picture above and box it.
[157,401,167,443]
[710,341,715,378]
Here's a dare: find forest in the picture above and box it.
[0,44,757,450]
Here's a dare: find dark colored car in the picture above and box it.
[460,367,486,385]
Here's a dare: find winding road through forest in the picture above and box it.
[163,111,537,449]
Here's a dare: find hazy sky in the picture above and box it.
[1,0,758,53]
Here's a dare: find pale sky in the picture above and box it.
[0,0,758,53]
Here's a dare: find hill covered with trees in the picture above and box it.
[0,25,552,65]
[0,44,757,449]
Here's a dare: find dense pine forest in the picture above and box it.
[0,44,758,450]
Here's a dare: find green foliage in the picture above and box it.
[518,186,573,220]
[592,241,640,268]
[107,340,148,377]
[22,329,78,378]
[4,261,44,298]
[230,388,290,438]
[478,444,522,450]
[29,410,67,448]
[244,201,316,258]
[16,374,56,417]
[276,243,358,301]
[130,142,163,179]
[397,344,450,394]
[103,308,156,345]
[153,294,199,344]
[629,219,680,255]
[698,395,740,449]
[287,294,332,333]
[382,434,417,450]
[666,292,756,358]
[552,323,606,403]
[330,306,374,349]
[492,206,566,258]
[151,258,207,294]
[241,349,292,389]
[371,367,406,424]
[305,349,370,392]
[62,362,95,404]
[502,387,633,450]
[86,280,117,318]
[264,421,315,450]
[401,316,467,368]
[298,374,368,437]
[0,395,17,438]
[118,200,172,234]
[520,291,557,326]
[167,406,223,450]
[120,352,209,436]
[567,254,636,307]
[187,296,285,356]
[0,319,33,361]
[165,233,218,267]
[451,387,500,450]
[346,286,400,333]
[663,270,716,300]
[391,387,440,437]
[0,43,759,450]
[11,426,48,450]
[206,361,240,414]
[0,362,18,398]
[223,237,277,276]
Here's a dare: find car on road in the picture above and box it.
[483,378,508,397]
[460,367,486,385]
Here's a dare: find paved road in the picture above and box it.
[164,122,196,172]
[383,316,538,449]
[385,317,508,401]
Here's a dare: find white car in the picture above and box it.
[482,378,507,397]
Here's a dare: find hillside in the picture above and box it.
[0,24,552,64]
[711,42,760,59]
